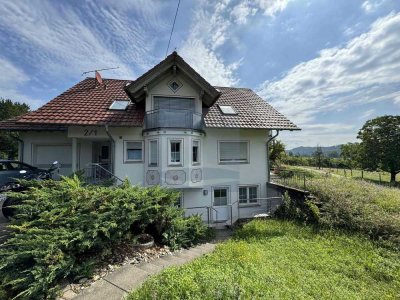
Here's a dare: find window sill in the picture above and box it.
[219,161,249,165]
[168,164,184,167]
[239,203,260,208]
[124,160,144,164]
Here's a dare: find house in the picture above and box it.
[0,52,299,226]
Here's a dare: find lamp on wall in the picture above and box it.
[203,189,208,196]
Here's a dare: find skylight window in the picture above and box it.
[109,100,130,110]
[218,105,237,115]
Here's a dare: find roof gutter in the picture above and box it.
[105,125,115,175]
[266,130,279,183]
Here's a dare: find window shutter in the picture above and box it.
[219,142,248,162]
[126,142,143,161]
[154,97,195,111]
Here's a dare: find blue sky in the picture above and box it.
[0,0,399,149]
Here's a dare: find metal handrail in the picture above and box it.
[228,200,239,226]
[143,109,205,131]
[146,108,203,116]
[84,163,123,184]
[209,206,218,224]
[185,205,212,225]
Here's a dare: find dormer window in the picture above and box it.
[218,105,237,115]
[109,100,130,110]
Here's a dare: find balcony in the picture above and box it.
[144,109,205,131]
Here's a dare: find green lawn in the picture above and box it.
[296,165,398,186]
[128,220,400,299]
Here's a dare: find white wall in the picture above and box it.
[109,127,144,185]
[183,128,268,207]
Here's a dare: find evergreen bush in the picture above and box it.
[0,176,209,299]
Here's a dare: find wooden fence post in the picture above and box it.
[361,170,364,180]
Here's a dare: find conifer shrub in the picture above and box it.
[0,176,209,299]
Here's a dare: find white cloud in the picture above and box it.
[0,57,42,108]
[362,0,384,13]
[231,1,258,25]
[255,0,289,16]
[0,1,169,79]
[281,122,358,148]
[180,0,290,86]
[259,12,400,125]
[180,1,241,86]
[359,109,376,120]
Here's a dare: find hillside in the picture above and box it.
[287,145,342,156]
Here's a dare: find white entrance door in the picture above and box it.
[212,187,229,222]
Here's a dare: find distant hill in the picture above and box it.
[287,145,342,157]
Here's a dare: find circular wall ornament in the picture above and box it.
[146,170,160,185]
[166,170,186,185]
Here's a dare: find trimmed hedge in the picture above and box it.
[0,176,209,299]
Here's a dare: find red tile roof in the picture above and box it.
[0,78,299,131]
[205,87,299,130]
[17,78,144,127]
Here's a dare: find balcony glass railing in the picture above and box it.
[144,109,205,131]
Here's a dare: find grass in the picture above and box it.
[128,220,400,300]
[276,166,400,248]
[295,165,398,186]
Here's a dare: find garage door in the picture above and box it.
[32,144,73,176]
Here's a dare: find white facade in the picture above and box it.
[17,71,271,226]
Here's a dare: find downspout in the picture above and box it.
[266,130,279,183]
[11,133,24,161]
[104,125,115,175]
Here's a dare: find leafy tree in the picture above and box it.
[313,146,324,169]
[340,143,361,169]
[0,98,30,159]
[357,116,400,183]
[269,140,286,167]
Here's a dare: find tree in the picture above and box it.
[269,140,286,167]
[328,151,339,158]
[340,143,361,169]
[357,116,400,183]
[0,98,30,159]
[313,146,324,169]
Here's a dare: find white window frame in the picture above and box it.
[192,139,201,165]
[212,186,230,207]
[218,141,250,164]
[148,139,159,167]
[238,185,260,206]
[168,138,184,166]
[124,140,144,163]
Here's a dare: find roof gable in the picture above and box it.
[125,52,220,107]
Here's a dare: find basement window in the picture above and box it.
[109,100,130,110]
[218,105,237,115]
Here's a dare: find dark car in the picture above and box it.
[0,160,58,191]
[0,160,60,219]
